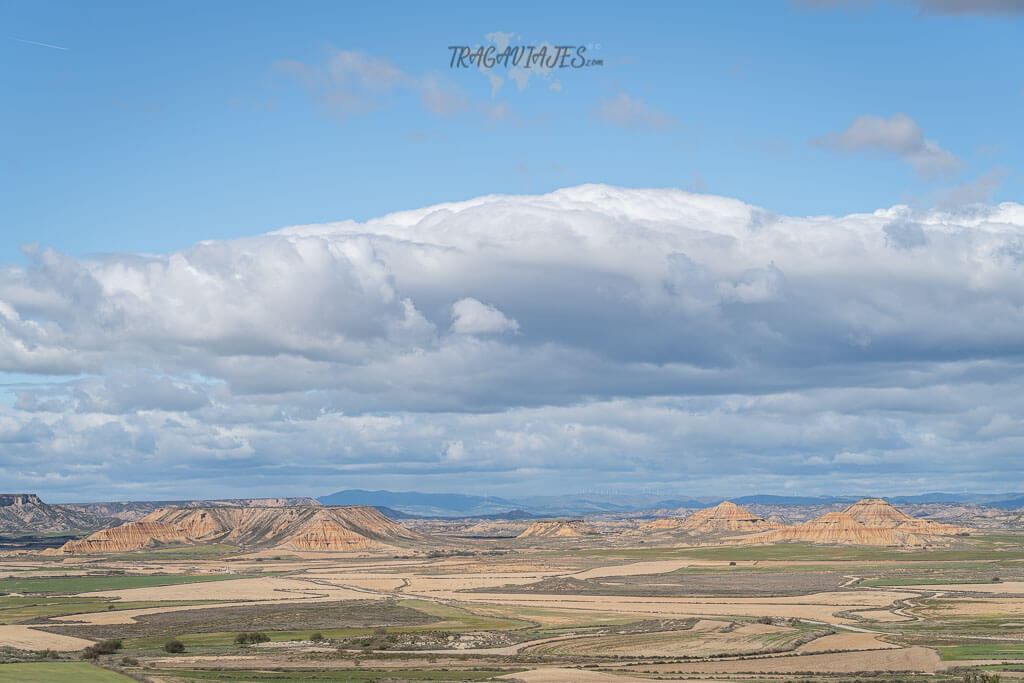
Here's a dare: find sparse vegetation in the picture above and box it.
[163,638,185,653]
[234,631,270,645]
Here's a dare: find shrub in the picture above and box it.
[235,632,271,645]
[120,656,139,666]
[163,638,185,653]
[95,639,122,654]
[962,672,1001,683]
[757,616,774,625]
[309,632,324,642]
[82,638,123,659]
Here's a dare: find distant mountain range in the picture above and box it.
[317,489,1024,517]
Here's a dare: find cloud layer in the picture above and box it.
[3,185,1024,500]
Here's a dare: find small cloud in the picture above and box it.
[833,451,880,465]
[796,0,1024,16]
[443,439,467,462]
[936,166,1011,208]
[275,48,466,120]
[912,0,1024,15]
[450,298,520,335]
[598,92,675,131]
[812,113,960,180]
[417,74,469,117]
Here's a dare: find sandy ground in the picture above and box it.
[692,619,733,631]
[0,625,94,651]
[909,581,1024,593]
[571,559,728,580]
[849,608,914,622]
[402,574,563,592]
[50,597,366,626]
[416,589,914,623]
[614,646,943,674]
[498,668,645,681]
[919,597,1024,616]
[78,575,379,602]
[794,631,899,653]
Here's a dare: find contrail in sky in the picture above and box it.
[11,37,69,51]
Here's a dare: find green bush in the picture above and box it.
[309,632,324,642]
[81,638,122,659]
[120,656,139,666]
[962,672,1001,683]
[95,639,122,654]
[234,631,271,645]
[163,638,185,653]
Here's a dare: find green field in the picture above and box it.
[123,599,531,650]
[0,662,132,681]
[116,543,240,559]
[0,572,253,595]
[938,643,1024,660]
[557,536,1024,564]
[859,577,993,587]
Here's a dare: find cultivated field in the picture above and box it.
[2,520,1024,681]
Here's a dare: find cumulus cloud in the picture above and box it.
[450,298,520,335]
[813,113,960,179]
[597,93,676,131]
[3,185,1024,499]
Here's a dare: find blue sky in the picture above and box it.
[3,1,1021,260]
[2,1,1024,502]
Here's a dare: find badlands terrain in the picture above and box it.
[0,495,1022,681]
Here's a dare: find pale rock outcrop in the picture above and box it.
[517,519,592,538]
[842,498,970,535]
[674,501,784,533]
[48,505,420,554]
[735,499,970,547]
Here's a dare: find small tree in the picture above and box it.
[164,638,185,653]
[962,672,1001,683]
[95,639,122,654]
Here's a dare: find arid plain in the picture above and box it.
[2,496,1024,681]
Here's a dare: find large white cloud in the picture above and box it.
[2,185,1024,500]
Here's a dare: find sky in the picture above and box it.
[1,0,1023,502]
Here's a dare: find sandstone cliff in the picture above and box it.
[64,497,321,522]
[734,499,969,547]
[640,517,689,531]
[0,493,113,535]
[517,519,592,538]
[49,505,421,554]
[842,498,970,535]
[677,501,784,533]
